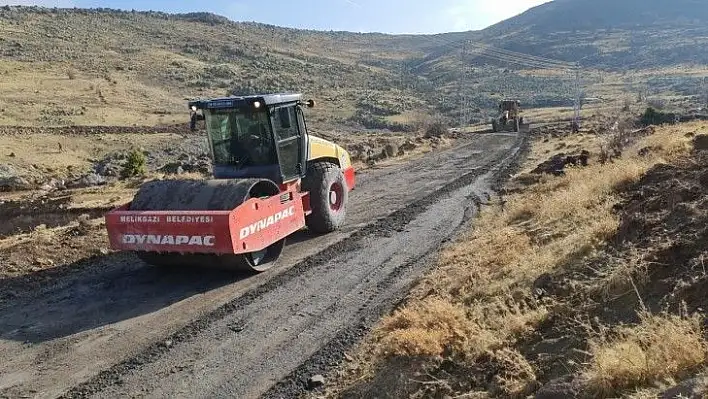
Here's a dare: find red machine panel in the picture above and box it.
[343,166,356,191]
[229,190,306,253]
[105,207,235,254]
[105,189,307,255]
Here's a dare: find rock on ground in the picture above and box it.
[158,155,212,175]
[307,375,325,390]
[67,173,107,189]
[0,164,32,191]
[535,376,583,399]
[659,376,708,399]
[692,134,708,151]
[531,150,589,176]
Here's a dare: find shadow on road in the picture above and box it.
[284,229,318,246]
[0,229,319,344]
[0,251,284,344]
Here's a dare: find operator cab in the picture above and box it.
[189,94,314,184]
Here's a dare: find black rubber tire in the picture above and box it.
[302,161,348,234]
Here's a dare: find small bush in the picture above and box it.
[584,312,707,396]
[121,149,147,178]
[639,107,676,127]
[424,121,447,138]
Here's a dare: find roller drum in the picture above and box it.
[129,178,264,211]
[129,178,285,273]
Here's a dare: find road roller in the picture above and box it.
[104,94,355,272]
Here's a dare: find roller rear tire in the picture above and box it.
[302,161,348,234]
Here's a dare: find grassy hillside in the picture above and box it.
[463,0,708,69]
[0,6,437,128]
[405,0,708,115]
[0,1,707,129]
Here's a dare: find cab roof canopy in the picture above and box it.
[189,93,302,110]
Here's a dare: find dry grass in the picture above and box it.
[394,125,693,348]
[489,347,538,396]
[327,120,703,398]
[411,134,673,307]
[593,247,652,301]
[0,60,188,127]
[376,298,492,359]
[584,312,707,396]
[375,297,547,360]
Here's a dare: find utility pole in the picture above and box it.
[462,66,471,126]
[572,67,581,132]
[567,67,582,133]
[459,42,467,127]
[399,61,405,93]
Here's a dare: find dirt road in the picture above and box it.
[0,131,524,399]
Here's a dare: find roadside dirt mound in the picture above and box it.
[0,221,107,299]
[611,140,708,314]
[0,194,110,238]
[328,131,453,166]
[330,126,707,399]
[346,136,429,164]
[523,135,708,398]
[530,150,590,176]
[0,132,211,193]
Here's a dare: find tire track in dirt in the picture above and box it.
[261,131,529,399]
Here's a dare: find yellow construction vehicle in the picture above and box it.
[106,93,355,273]
[491,100,530,133]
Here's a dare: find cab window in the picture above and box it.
[203,108,277,167]
[273,106,300,140]
[271,105,302,180]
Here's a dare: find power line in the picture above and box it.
[394,34,585,128]
[465,42,577,69]
[459,43,467,127]
[466,46,577,71]
[461,42,583,127]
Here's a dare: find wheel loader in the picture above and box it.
[104,94,355,273]
[491,100,530,133]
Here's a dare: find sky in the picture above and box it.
[0,0,551,34]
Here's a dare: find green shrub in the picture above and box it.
[424,118,448,138]
[121,149,147,178]
[639,107,677,126]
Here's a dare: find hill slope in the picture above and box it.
[0,7,438,128]
[406,0,708,113]
[488,0,708,33]
[0,2,707,129]
[476,0,708,68]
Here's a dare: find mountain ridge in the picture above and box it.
[0,2,706,128]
